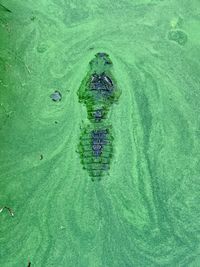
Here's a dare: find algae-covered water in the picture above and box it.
[0,1,200,266]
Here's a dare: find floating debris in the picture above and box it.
[0,206,14,217]
[50,91,62,102]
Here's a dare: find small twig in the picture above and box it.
[24,63,31,74]
[0,206,14,217]
[27,260,31,267]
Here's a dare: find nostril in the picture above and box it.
[96,52,107,57]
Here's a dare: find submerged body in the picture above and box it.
[79,125,113,180]
[77,52,121,180]
[77,52,121,123]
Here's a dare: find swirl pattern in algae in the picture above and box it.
[0,0,200,266]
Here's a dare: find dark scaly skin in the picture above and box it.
[78,124,113,181]
[77,53,121,180]
[77,53,121,123]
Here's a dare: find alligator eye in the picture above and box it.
[104,60,111,65]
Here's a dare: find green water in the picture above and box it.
[0,1,200,266]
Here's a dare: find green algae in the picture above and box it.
[0,1,200,266]
[168,29,188,46]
